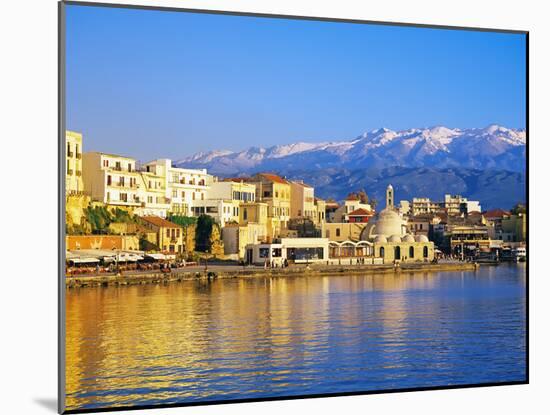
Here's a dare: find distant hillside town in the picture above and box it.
[65,130,526,272]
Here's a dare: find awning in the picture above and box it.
[146,253,167,260]
[69,257,100,264]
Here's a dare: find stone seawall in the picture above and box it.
[65,262,479,288]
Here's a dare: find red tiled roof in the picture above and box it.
[140,216,181,228]
[483,208,510,218]
[348,208,372,216]
[256,173,289,184]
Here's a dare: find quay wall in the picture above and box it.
[66,262,479,288]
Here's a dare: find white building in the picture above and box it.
[143,159,213,215]
[82,152,141,207]
[245,237,329,266]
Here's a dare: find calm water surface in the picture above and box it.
[65,264,526,410]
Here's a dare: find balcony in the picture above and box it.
[67,169,74,175]
[76,153,82,159]
[67,151,74,157]
[75,170,82,177]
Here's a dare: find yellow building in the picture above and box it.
[502,213,527,242]
[324,222,367,242]
[66,130,84,194]
[290,180,315,220]
[314,198,326,225]
[247,173,291,237]
[139,216,185,254]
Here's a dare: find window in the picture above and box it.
[128,163,132,172]
[201,193,204,200]
[120,193,128,202]
[176,229,180,238]
[409,246,415,258]
[181,191,185,198]
[380,247,385,257]
[423,246,429,258]
[107,175,112,185]
[259,248,269,258]
[166,229,170,237]
[394,246,401,260]
[67,143,71,154]
[103,159,109,167]
[172,190,177,198]
[336,228,341,237]
[148,196,153,203]
[243,208,248,220]
[192,192,195,200]
[272,248,282,257]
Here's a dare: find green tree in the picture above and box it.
[195,214,216,252]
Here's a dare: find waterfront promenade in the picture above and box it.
[65,260,478,288]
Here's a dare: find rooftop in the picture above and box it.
[255,173,289,184]
[348,208,372,216]
[140,216,181,228]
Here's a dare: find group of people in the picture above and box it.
[263,258,289,269]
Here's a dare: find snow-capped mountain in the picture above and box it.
[174,125,526,175]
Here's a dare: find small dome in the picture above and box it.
[415,235,429,243]
[388,234,401,243]
[402,234,415,243]
[374,235,387,243]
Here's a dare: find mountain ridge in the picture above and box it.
[175,124,526,175]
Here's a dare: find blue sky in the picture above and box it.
[66,4,526,161]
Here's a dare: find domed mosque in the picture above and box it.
[360,185,434,263]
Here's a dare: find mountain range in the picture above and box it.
[175,125,526,209]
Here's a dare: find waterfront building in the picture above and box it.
[324,222,367,242]
[290,180,316,221]
[245,237,329,266]
[245,173,291,237]
[139,216,185,254]
[221,201,270,259]
[142,159,213,216]
[360,184,434,264]
[66,130,84,194]
[82,152,141,207]
[502,213,527,242]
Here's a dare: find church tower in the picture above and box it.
[386,184,394,209]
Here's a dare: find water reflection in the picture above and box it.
[66,264,526,410]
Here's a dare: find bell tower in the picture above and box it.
[386,184,394,209]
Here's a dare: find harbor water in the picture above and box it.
[65,263,526,411]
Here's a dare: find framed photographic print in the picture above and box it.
[59,1,528,413]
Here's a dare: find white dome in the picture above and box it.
[388,234,402,243]
[373,208,406,237]
[374,235,387,243]
[415,235,429,243]
[402,234,415,243]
